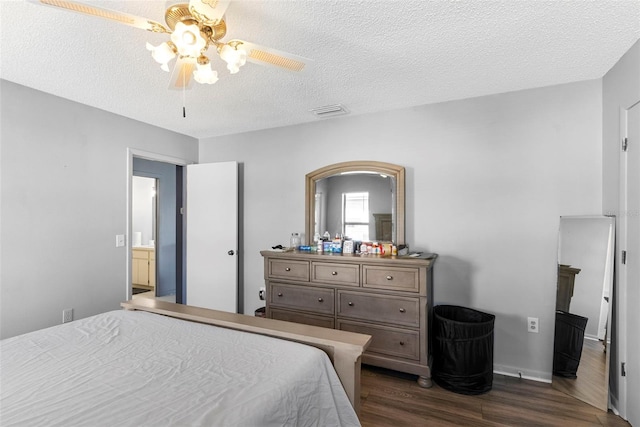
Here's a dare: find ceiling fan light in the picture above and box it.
[182,32,196,45]
[194,62,219,85]
[219,44,247,74]
[171,22,207,57]
[146,42,176,71]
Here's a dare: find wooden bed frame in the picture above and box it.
[121,299,372,414]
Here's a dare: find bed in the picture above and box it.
[0,300,371,426]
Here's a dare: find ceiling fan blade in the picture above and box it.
[189,0,231,26]
[28,0,170,33]
[168,57,196,91]
[230,40,311,73]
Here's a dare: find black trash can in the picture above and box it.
[433,305,495,395]
[553,310,588,378]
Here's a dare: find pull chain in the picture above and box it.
[182,68,187,118]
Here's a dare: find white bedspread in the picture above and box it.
[0,310,360,427]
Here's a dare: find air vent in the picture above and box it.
[310,104,349,118]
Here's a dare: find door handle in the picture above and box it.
[228,250,235,256]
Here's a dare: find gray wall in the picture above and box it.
[0,73,615,382]
[199,79,603,380]
[0,80,198,339]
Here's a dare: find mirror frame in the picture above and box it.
[305,160,405,245]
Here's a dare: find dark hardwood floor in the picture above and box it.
[359,365,630,426]
[552,338,608,411]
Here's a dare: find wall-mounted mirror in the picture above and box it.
[305,161,405,245]
[552,215,615,411]
[132,176,157,247]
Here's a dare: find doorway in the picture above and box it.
[127,149,189,304]
[126,150,240,313]
[132,157,182,302]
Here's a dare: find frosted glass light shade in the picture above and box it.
[219,44,247,74]
[171,22,207,57]
[193,62,219,84]
[146,42,176,72]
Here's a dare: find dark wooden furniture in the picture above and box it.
[556,264,581,312]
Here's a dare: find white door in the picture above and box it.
[625,102,639,427]
[186,161,238,312]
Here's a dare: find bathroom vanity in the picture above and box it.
[132,247,156,291]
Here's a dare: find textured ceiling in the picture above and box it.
[1,0,639,139]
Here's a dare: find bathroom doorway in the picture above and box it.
[131,157,182,303]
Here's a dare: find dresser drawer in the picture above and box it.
[338,320,420,361]
[311,262,360,286]
[270,283,335,315]
[362,265,420,292]
[269,308,335,329]
[268,259,310,281]
[338,291,420,328]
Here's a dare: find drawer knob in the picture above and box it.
[399,308,406,313]
[399,341,405,346]
[386,275,393,280]
[331,271,338,276]
[285,267,291,272]
[318,297,324,303]
[277,292,283,297]
[348,301,354,306]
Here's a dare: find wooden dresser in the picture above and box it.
[261,250,437,387]
[556,264,581,312]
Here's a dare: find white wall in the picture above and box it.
[200,79,603,380]
[0,80,198,339]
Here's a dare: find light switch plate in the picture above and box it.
[115,234,125,247]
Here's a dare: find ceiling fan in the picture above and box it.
[30,0,311,90]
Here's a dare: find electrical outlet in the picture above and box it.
[62,308,73,323]
[527,317,539,333]
[259,287,266,301]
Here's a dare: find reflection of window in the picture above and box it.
[343,192,369,241]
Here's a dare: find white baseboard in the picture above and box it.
[609,395,620,416]
[493,364,552,383]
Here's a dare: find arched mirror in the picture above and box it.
[552,215,615,411]
[305,161,405,245]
